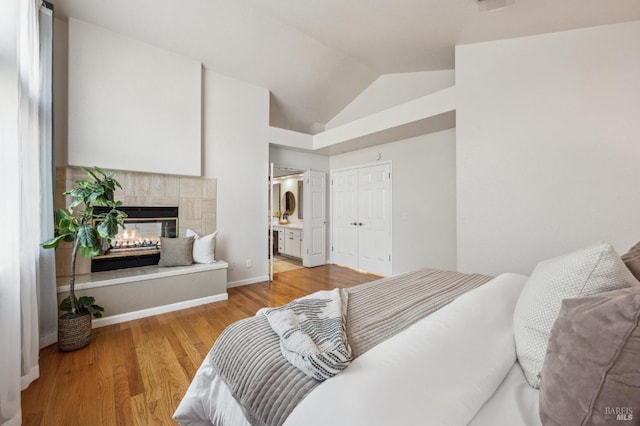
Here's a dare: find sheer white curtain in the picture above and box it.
[36,1,58,351]
[0,0,23,423]
[0,0,57,424]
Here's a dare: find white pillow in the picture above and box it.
[513,242,638,388]
[185,228,218,264]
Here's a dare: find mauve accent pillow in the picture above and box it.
[622,242,640,282]
[158,236,194,266]
[539,287,640,425]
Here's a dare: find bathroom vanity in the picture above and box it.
[273,224,303,259]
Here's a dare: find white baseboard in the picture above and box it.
[227,275,269,288]
[39,330,58,349]
[92,293,228,328]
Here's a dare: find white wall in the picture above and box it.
[456,20,640,276]
[326,70,454,129]
[269,145,330,174]
[203,70,270,285]
[330,129,457,274]
[269,126,313,150]
[67,18,202,176]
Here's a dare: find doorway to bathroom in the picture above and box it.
[268,164,327,280]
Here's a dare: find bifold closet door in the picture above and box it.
[332,164,391,276]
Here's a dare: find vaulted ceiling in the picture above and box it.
[54,0,640,133]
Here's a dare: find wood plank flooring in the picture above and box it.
[272,256,303,273]
[21,265,379,426]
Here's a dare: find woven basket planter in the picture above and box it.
[58,312,92,352]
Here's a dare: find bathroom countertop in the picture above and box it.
[271,222,303,230]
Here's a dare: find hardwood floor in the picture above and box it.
[272,255,303,273]
[21,265,379,426]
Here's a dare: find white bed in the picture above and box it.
[174,272,541,426]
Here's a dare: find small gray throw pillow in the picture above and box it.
[158,236,194,266]
[539,287,640,425]
[513,242,638,388]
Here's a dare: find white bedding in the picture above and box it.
[174,272,541,426]
[469,362,540,426]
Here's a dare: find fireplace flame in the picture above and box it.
[110,224,161,252]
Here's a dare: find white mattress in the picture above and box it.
[174,272,541,426]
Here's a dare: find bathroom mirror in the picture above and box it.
[283,191,296,215]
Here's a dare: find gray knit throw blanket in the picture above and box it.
[258,288,350,381]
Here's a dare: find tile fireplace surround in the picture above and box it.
[54,166,217,281]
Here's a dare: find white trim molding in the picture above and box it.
[39,330,58,349]
[92,293,228,328]
[227,275,269,288]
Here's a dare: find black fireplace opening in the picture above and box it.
[91,206,178,272]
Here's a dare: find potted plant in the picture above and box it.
[42,166,127,351]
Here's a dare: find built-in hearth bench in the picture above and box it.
[56,261,229,328]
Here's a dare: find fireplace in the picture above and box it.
[91,206,179,272]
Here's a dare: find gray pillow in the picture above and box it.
[539,287,640,425]
[513,242,637,388]
[158,236,194,266]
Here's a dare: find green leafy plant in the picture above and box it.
[59,296,104,318]
[42,166,127,317]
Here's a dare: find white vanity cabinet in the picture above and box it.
[284,229,302,258]
[274,225,302,259]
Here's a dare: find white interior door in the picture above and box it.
[331,163,392,275]
[357,164,392,276]
[303,170,326,267]
[332,169,359,269]
[269,162,274,281]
